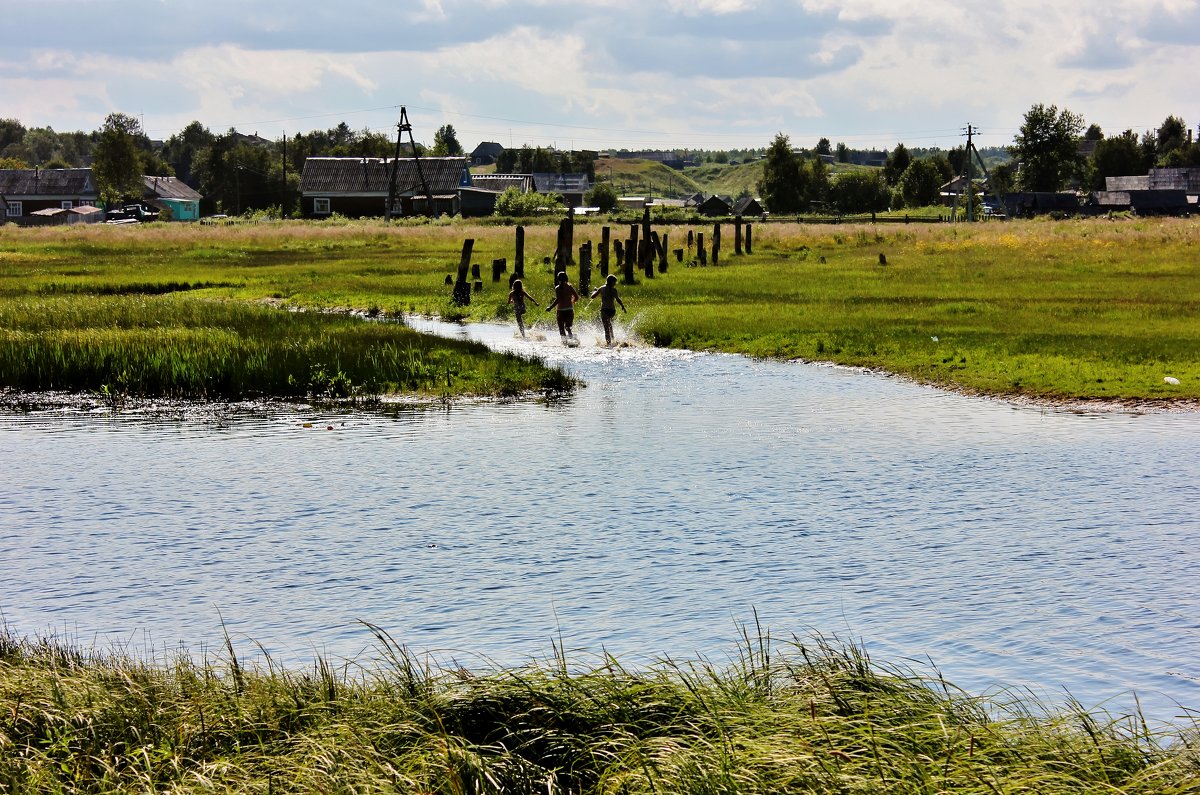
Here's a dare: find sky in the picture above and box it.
[3,0,1198,153]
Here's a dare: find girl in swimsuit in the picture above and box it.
[507,278,537,338]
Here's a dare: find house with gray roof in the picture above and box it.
[298,157,471,217]
[532,173,591,207]
[0,168,99,222]
[143,176,203,221]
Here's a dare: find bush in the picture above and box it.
[495,187,564,216]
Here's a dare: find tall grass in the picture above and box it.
[0,295,573,400]
[3,217,1199,401]
[1,626,1195,793]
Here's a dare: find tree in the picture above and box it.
[989,162,1016,196]
[815,137,832,156]
[0,156,29,169]
[1084,123,1104,141]
[829,171,889,214]
[836,142,850,163]
[162,121,215,186]
[1011,103,1085,191]
[757,133,805,214]
[1091,130,1148,190]
[1156,116,1186,158]
[894,159,942,208]
[431,124,464,157]
[92,113,145,204]
[585,182,618,212]
[882,143,911,185]
[0,118,26,156]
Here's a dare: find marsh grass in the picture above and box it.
[1,625,1195,793]
[0,294,572,400]
[3,217,1199,400]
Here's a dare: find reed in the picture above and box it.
[1,626,1195,793]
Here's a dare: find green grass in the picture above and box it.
[1,626,1195,794]
[0,223,575,401]
[3,216,1199,402]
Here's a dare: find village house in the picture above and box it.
[142,176,202,221]
[732,196,764,217]
[531,173,592,208]
[0,167,99,222]
[696,194,733,216]
[470,142,505,167]
[298,157,471,218]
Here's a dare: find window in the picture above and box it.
[313,198,331,215]
[61,201,73,210]
[5,201,21,217]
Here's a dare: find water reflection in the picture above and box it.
[2,318,1198,724]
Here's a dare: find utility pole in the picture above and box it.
[281,132,288,217]
[387,106,434,218]
[965,123,975,222]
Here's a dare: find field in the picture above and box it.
[2,627,1197,794]
[2,215,1199,403]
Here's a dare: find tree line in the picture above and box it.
[757,105,1200,215]
[0,115,472,215]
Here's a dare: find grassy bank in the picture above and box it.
[0,223,574,401]
[2,216,1199,402]
[2,628,1195,794]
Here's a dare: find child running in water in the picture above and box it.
[545,271,580,343]
[507,278,537,338]
[589,274,627,346]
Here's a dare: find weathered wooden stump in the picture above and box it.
[515,226,525,278]
[697,232,707,266]
[735,217,743,255]
[712,224,721,266]
[600,226,610,277]
[746,223,753,255]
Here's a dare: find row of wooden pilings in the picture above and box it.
[449,207,754,305]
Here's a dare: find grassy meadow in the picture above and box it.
[2,215,1199,402]
[0,222,575,401]
[3,627,1197,794]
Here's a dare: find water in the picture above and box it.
[2,317,1198,725]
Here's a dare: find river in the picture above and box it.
[2,316,1197,725]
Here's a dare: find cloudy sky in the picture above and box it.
[3,0,1198,152]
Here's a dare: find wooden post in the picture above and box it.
[712,223,721,266]
[579,241,592,293]
[697,232,707,266]
[600,226,610,277]
[735,216,743,255]
[746,223,753,255]
[515,225,525,279]
[470,261,481,280]
[658,232,669,272]
[674,248,684,262]
[613,239,624,266]
[628,224,639,270]
[452,238,474,306]
[640,206,652,271]
[642,237,654,278]
[473,280,483,293]
[492,258,505,282]
[687,228,694,250]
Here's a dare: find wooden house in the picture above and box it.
[696,194,733,216]
[532,173,591,208]
[0,168,100,221]
[732,196,764,216]
[142,176,202,221]
[299,157,471,217]
[470,142,505,166]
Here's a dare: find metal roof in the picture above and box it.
[299,157,469,195]
[0,168,96,196]
[143,175,202,201]
[532,173,591,194]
